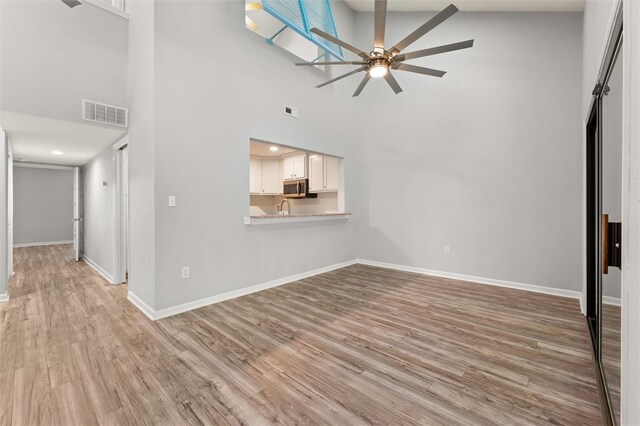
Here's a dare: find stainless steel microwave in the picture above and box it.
[283,178,317,199]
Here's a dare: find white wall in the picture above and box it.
[0,1,128,124]
[622,3,640,424]
[127,0,156,309]
[82,145,115,281]
[13,166,74,245]
[353,11,584,292]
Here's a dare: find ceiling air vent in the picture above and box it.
[82,99,128,128]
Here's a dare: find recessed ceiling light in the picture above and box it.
[51,150,64,155]
[309,155,318,159]
[270,146,279,152]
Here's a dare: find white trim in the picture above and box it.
[603,296,621,306]
[357,259,583,301]
[0,293,7,302]
[81,254,114,284]
[113,137,128,285]
[244,213,351,225]
[82,0,129,19]
[127,292,155,321]
[14,163,76,171]
[14,240,73,248]
[136,259,358,321]
[128,259,586,321]
[113,135,128,151]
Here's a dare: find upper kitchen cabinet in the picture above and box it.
[309,154,338,193]
[250,156,282,195]
[283,153,306,180]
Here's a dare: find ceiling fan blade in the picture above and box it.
[374,0,387,51]
[352,74,372,97]
[394,39,474,62]
[61,0,82,7]
[384,72,403,94]
[394,63,447,77]
[388,4,459,55]
[316,68,364,88]
[296,61,365,66]
[310,28,370,59]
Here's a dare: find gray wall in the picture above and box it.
[13,166,74,245]
[0,1,128,125]
[127,0,358,311]
[353,12,584,292]
[82,146,115,280]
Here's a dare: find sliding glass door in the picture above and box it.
[585,9,623,425]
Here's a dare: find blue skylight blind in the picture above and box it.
[261,0,344,60]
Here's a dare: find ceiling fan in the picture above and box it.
[296,1,473,97]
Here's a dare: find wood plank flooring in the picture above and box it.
[0,244,603,425]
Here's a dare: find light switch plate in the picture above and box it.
[181,266,190,279]
[168,196,176,207]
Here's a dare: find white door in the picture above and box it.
[7,143,12,277]
[308,155,324,192]
[123,146,129,274]
[73,167,81,261]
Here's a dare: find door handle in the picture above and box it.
[603,214,609,274]
[603,214,622,274]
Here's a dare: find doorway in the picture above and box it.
[585,5,623,425]
[113,138,129,285]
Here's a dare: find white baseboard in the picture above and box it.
[135,259,358,321]
[0,293,7,302]
[127,292,156,321]
[127,258,584,321]
[14,240,73,248]
[603,296,621,306]
[356,259,583,301]
[81,255,114,284]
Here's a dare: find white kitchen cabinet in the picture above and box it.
[261,159,281,194]
[251,157,282,195]
[324,155,338,191]
[308,155,324,192]
[250,157,262,194]
[282,153,306,180]
[308,155,339,192]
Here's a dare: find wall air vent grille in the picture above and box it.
[82,99,128,128]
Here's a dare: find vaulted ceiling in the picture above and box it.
[344,0,585,12]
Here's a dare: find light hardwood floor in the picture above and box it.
[0,244,603,425]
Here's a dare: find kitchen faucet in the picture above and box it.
[277,199,291,215]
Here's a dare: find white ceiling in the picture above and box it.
[344,0,585,12]
[1,111,126,166]
[250,141,299,157]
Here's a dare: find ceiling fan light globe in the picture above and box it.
[369,65,388,79]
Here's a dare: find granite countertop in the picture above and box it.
[250,212,352,219]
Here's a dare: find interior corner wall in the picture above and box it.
[150,0,357,311]
[353,11,584,292]
[127,0,156,311]
[13,166,74,246]
[82,145,115,280]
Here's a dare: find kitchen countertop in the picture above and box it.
[244,212,352,225]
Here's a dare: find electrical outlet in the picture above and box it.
[444,246,451,255]
[181,266,190,279]
[168,196,176,207]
